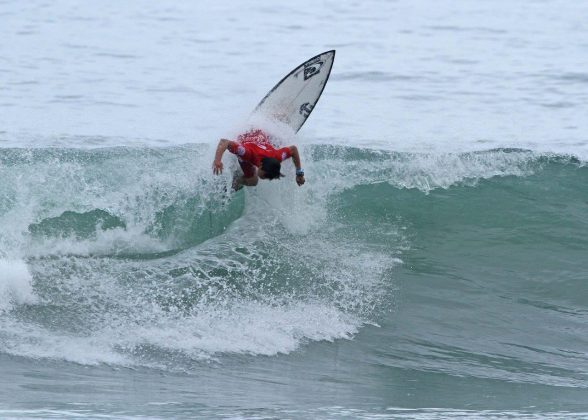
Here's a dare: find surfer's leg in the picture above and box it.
[232,173,258,190]
[242,174,258,186]
[233,161,257,189]
[231,175,243,191]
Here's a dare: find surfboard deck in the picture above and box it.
[253,50,335,133]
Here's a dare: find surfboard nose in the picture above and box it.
[253,50,336,133]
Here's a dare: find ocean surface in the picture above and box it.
[1,1,588,419]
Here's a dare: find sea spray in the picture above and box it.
[0,259,36,313]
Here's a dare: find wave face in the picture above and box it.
[0,145,587,390]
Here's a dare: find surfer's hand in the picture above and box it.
[213,160,223,175]
[296,175,305,186]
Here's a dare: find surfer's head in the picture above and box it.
[258,157,284,180]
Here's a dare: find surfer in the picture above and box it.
[212,129,305,189]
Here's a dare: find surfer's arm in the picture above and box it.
[289,146,305,186]
[213,139,232,174]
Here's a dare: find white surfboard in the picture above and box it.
[254,50,335,133]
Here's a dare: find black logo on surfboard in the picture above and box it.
[304,59,324,80]
[299,102,314,117]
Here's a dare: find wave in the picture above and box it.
[0,144,586,387]
[0,145,583,255]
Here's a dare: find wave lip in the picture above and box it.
[308,146,584,193]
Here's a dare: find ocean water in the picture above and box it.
[1,1,588,419]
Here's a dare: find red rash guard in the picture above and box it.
[227,129,291,178]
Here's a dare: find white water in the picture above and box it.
[0,260,36,313]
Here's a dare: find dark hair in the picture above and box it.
[260,157,284,180]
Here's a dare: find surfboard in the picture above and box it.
[254,50,335,133]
